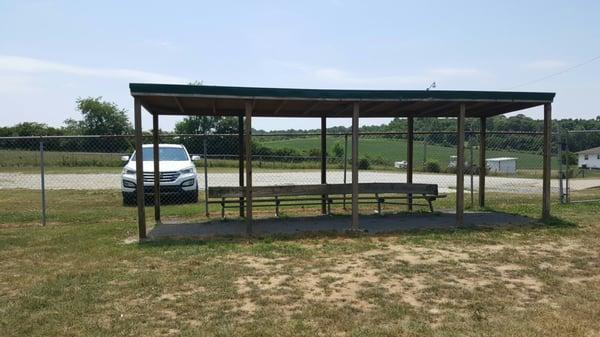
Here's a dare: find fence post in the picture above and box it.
[203,136,209,217]
[469,140,474,208]
[557,129,564,203]
[39,137,46,226]
[423,138,427,165]
[565,132,570,203]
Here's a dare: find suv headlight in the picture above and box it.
[122,168,136,175]
[180,168,194,174]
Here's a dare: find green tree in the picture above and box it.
[72,97,133,135]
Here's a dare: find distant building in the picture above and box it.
[449,156,517,174]
[485,157,517,174]
[577,147,600,169]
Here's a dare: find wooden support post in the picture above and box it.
[238,115,245,217]
[407,116,414,211]
[321,116,327,214]
[134,97,146,239]
[343,133,348,209]
[245,102,253,235]
[351,102,360,230]
[479,117,486,208]
[152,113,161,224]
[456,104,466,226]
[542,103,552,220]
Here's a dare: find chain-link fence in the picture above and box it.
[0,130,558,226]
[559,129,600,203]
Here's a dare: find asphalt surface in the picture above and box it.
[1,169,592,194]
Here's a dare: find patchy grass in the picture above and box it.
[1,189,599,336]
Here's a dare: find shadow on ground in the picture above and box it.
[146,211,551,241]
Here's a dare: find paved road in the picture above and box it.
[1,170,594,194]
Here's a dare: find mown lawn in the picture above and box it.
[1,189,599,337]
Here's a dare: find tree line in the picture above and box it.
[1,97,600,154]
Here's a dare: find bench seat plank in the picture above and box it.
[209,183,438,198]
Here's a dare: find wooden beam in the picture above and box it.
[244,101,253,235]
[542,103,552,220]
[173,97,185,114]
[152,113,161,224]
[360,101,390,114]
[407,116,414,211]
[351,102,360,230]
[273,100,287,115]
[238,114,245,217]
[134,97,146,240]
[330,102,353,116]
[456,104,466,225]
[479,117,486,208]
[302,101,321,116]
[321,116,327,214]
[412,102,457,117]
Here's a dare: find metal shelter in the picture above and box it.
[129,83,555,239]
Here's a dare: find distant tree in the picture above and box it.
[9,122,63,136]
[71,97,132,135]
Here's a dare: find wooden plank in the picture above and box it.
[456,104,466,225]
[351,102,360,230]
[542,103,552,220]
[245,102,253,234]
[134,97,146,239]
[479,117,486,208]
[321,115,327,214]
[208,183,439,198]
[407,116,414,211]
[152,113,161,223]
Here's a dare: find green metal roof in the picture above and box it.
[130,83,554,102]
[129,83,555,118]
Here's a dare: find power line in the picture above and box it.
[506,55,600,90]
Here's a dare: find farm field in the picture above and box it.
[259,136,556,170]
[1,189,599,336]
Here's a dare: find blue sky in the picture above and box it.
[1,0,599,131]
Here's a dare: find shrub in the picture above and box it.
[358,157,371,170]
[561,152,577,166]
[332,142,344,158]
[423,160,441,173]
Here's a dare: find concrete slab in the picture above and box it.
[148,212,535,239]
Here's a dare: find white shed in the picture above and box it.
[485,157,517,174]
[577,147,600,169]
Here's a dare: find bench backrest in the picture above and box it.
[208,183,438,198]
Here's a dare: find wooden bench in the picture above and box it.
[207,183,445,218]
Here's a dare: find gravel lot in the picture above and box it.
[0,169,588,194]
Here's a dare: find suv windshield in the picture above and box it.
[131,148,189,161]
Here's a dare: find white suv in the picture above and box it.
[121,144,200,205]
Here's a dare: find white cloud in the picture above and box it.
[0,55,188,83]
[525,59,567,70]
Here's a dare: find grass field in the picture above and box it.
[260,136,556,170]
[1,188,599,336]
[2,136,559,175]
